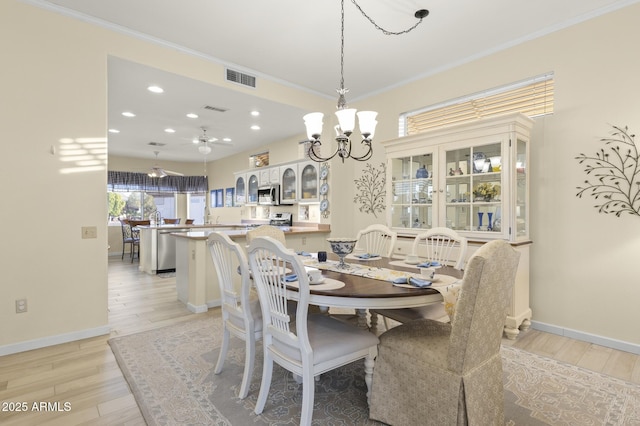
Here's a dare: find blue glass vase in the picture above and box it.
[477,212,484,230]
[487,212,493,231]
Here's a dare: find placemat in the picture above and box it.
[285,277,345,291]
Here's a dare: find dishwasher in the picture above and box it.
[157,228,188,272]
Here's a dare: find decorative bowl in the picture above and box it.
[327,238,357,268]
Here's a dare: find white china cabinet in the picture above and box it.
[382,112,533,338]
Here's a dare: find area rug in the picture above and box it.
[108,316,640,425]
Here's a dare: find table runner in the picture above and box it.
[299,256,463,319]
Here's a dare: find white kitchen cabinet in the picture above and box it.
[246,171,259,204]
[298,161,320,203]
[233,173,246,206]
[259,167,280,185]
[279,164,298,203]
[382,113,533,338]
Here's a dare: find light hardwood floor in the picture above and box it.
[1,256,638,425]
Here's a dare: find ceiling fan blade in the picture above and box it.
[164,169,185,176]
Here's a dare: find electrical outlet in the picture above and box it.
[16,299,27,313]
[302,237,307,246]
[81,226,97,239]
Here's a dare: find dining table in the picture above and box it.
[286,254,463,329]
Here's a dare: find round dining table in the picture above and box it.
[286,255,463,329]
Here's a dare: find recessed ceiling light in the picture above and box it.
[108,128,120,133]
[147,85,164,93]
[164,128,175,133]
[186,113,198,119]
[122,111,136,117]
[223,137,232,142]
[251,110,260,117]
[251,125,260,130]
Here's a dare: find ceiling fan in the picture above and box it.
[192,127,233,155]
[147,151,184,177]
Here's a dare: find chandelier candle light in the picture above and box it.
[304,0,429,163]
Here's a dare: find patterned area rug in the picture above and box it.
[108,316,640,425]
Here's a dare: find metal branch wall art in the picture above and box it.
[354,162,386,218]
[575,124,640,217]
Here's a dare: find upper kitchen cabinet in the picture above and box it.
[279,164,298,204]
[382,113,533,242]
[259,167,280,185]
[246,171,260,204]
[233,173,246,206]
[298,161,320,202]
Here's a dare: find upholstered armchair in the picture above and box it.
[369,240,520,425]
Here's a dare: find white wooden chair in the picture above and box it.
[410,227,468,269]
[245,224,286,246]
[207,232,262,399]
[355,224,397,258]
[247,236,379,426]
[372,227,468,330]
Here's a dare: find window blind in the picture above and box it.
[403,73,554,136]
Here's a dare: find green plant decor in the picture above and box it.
[575,124,640,217]
[354,162,386,218]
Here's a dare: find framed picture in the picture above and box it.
[210,189,224,208]
[225,187,234,207]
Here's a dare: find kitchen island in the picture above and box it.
[172,226,331,313]
[137,224,245,275]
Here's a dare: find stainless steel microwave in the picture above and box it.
[257,184,280,205]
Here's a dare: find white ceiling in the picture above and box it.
[32,0,638,162]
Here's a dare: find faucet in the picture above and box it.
[154,210,162,225]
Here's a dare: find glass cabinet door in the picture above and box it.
[515,137,528,237]
[235,175,246,205]
[444,141,502,233]
[247,173,259,204]
[299,162,318,201]
[280,166,297,202]
[389,153,434,230]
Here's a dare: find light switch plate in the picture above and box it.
[82,226,97,239]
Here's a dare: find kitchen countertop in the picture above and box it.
[171,226,331,240]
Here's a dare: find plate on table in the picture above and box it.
[347,253,381,261]
[309,277,326,285]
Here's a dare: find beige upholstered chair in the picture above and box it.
[248,236,379,425]
[207,232,262,399]
[369,240,520,426]
[355,224,397,257]
[245,225,286,246]
[372,227,468,328]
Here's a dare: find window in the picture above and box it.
[107,191,175,224]
[400,73,554,136]
[188,193,206,224]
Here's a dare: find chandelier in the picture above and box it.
[304,0,429,163]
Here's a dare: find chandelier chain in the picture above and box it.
[350,0,427,36]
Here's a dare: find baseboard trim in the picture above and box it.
[531,320,640,355]
[186,303,208,314]
[0,325,111,356]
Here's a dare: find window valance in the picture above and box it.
[108,171,208,193]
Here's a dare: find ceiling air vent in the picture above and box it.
[226,68,256,88]
[203,105,228,113]
[147,142,166,147]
